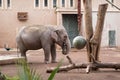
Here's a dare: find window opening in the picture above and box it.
[44,0,48,7]
[62,0,65,7]
[0,0,2,7]
[35,0,39,7]
[53,0,57,7]
[7,0,10,8]
[70,0,73,7]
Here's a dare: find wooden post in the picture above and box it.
[83,0,93,62]
[90,4,108,61]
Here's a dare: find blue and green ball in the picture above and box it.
[73,36,86,49]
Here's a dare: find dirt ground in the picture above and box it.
[0,48,120,80]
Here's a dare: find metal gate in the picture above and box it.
[62,14,79,47]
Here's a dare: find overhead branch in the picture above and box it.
[106,0,120,11]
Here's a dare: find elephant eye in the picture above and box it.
[64,35,67,39]
[63,35,67,41]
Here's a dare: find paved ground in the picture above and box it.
[0,48,120,80]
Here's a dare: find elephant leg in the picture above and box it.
[17,38,27,60]
[18,46,27,60]
[51,44,57,63]
[21,50,26,57]
[20,49,27,60]
[43,46,51,64]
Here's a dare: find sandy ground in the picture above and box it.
[0,48,120,80]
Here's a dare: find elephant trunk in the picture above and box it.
[62,42,67,55]
[62,39,71,55]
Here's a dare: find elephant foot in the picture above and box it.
[44,61,50,64]
[51,60,57,63]
[44,60,57,64]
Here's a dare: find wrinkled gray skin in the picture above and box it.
[16,25,71,63]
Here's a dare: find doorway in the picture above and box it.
[62,14,79,47]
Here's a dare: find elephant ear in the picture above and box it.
[51,30,58,42]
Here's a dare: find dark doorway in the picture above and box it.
[62,14,79,47]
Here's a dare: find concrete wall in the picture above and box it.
[0,0,120,48]
[92,12,120,47]
[0,0,57,48]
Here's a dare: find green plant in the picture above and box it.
[5,76,19,80]
[17,60,42,80]
[0,72,6,80]
[3,60,41,80]
[1,59,62,80]
[48,60,62,80]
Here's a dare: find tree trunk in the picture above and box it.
[46,2,114,74]
[90,4,108,61]
[46,62,120,73]
[46,54,120,73]
[83,0,93,62]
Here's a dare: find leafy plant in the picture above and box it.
[48,60,62,80]
[17,60,42,80]
[2,59,41,80]
[5,76,19,80]
[0,59,62,80]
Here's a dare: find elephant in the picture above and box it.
[16,25,71,63]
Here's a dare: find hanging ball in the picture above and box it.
[73,36,86,49]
